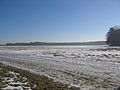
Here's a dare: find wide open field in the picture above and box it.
[0,45,120,90]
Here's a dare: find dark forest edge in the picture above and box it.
[106,26,120,46]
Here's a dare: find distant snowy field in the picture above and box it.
[0,45,120,90]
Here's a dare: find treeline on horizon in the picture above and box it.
[5,26,120,46]
[6,41,106,46]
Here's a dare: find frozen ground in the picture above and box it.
[0,45,120,90]
[1,71,32,90]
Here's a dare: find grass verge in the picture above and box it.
[0,62,79,90]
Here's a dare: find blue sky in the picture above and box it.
[0,0,120,43]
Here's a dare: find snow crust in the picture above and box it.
[0,45,120,90]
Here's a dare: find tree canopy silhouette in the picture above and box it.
[106,26,120,46]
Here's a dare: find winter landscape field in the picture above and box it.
[0,45,120,90]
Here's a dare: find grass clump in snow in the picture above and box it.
[0,62,75,90]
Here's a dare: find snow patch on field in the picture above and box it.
[1,71,32,90]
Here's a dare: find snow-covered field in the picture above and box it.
[0,45,120,90]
